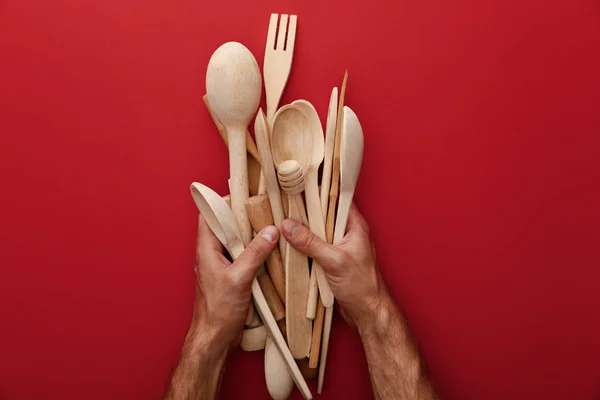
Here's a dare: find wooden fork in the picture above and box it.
[264,13,298,125]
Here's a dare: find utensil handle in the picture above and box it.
[253,278,313,400]
[228,128,252,246]
[304,171,334,308]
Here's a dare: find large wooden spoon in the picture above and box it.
[190,182,312,399]
[271,106,313,359]
[206,42,261,247]
[317,106,364,394]
[292,100,334,316]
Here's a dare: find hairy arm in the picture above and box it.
[164,327,227,400]
[282,204,438,400]
[358,293,437,400]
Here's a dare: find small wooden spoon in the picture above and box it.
[206,42,261,247]
[265,337,294,400]
[189,183,312,400]
[318,106,364,394]
[292,100,334,316]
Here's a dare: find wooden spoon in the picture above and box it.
[206,42,261,247]
[265,337,294,400]
[271,106,314,359]
[318,106,364,394]
[189,183,312,399]
[292,100,334,316]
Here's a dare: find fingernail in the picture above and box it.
[260,226,279,243]
[282,219,299,237]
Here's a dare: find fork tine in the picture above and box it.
[276,14,288,51]
[285,15,297,52]
[266,14,278,51]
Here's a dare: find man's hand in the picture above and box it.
[190,213,279,350]
[281,203,383,329]
[281,204,438,400]
[164,214,279,400]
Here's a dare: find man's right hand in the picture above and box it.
[280,203,385,329]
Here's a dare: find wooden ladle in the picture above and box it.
[206,42,261,247]
[189,182,313,400]
[292,100,334,316]
[318,106,364,394]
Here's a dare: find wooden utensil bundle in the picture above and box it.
[192,13,364,400]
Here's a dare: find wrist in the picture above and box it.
[355,288,393,336]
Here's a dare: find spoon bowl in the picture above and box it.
[271,105,313,171]
[291,100,324,167]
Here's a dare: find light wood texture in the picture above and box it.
[276,160,312,359]
[206,42,261,247]
[254,110,288,260]
[240,325,267,351]
[222,194,231,208]
[306,268,318,320]
[282,192,290,218]
[203,94,261,196]
[292,99,334,311]
[320,88,339,217]
[325,70,348,245]
[202,94,260,162]
[190,182,312,399]
[257,274,285,321]
[318,105,364,394]
[245,302,256,326]
[265,337,295,400]
[245,194,286,303]
[308,298,325,368]
[247,308,262,328]
[264,14,298,124]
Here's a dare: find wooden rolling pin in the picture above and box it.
[245,194,286,305]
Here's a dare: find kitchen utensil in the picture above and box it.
[320,88,339,216]
[203,94,262,196]
[272,106,314,359]
[265,337,294,400]
[203,94,260,161]
[254,109,287,258]
[318,106,364,394]
[206,42,261,246]
[292,100,334,316]
[190,182,312,399]
[264,14,298,124]
[241,325,267,351]
[245,194,286,303]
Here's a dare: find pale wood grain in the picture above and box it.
[241,325,267,351]
[206,42,261,247]
[265,337,295,400]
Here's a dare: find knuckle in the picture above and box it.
[245,243,262,260]
[299,231,316,250]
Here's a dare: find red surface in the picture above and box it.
[1,0,600,399]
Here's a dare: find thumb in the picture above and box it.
[281,219,343,270]
[231,226,279,285]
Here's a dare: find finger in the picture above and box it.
[230,226,279,285]
[281,219,343,270]
[196,213,225,264]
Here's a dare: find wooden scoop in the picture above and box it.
[189,182,312,400]
[318,106,364,394]
[206,42,261,247]
[292,100,334,317]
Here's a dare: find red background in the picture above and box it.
[1,0,600,399]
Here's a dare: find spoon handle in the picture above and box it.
[228,128,252,246]
[304,170,334,309]
[286,194,312,359]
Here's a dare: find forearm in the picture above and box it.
[357,291,437,400]
[164,326,229,400]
